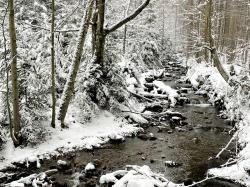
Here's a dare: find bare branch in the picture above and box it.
[105,0,150,35]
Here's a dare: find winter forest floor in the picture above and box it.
[1,59,249,187]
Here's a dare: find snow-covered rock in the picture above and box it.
[85,162,95,172]
[153,81,179,106]
[99,165,179,187]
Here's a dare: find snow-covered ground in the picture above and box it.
[186,59,250,186]
[0,111,140,171]
[100,165,179,187]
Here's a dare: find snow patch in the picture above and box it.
[0,111,140,170]
[85,162,95,171]
[100,165,179,187]
[153,81,179,106]
[186,59,250,186]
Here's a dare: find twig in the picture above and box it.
[220,159,238,167]
[19,21,79,33]
[128,90,154,102]
[4,169,58,186]
[216,131,238,159]
[55,0,81,30]
[185,176,217,187]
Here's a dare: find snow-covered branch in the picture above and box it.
[105,0,151,34]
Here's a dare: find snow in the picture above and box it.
[85,162,95,171]
[100,165,179,187]
[153,81,179,106]
[57,160,67,166]
[109,133,125,141]
[100,173,119,184]
[186,59,250,186]
[186,104,211,107]
[0,111,140,170]
[9,181,25,187]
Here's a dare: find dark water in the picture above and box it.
[0,64,243,187]
[14,96,240,186]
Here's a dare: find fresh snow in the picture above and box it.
[85,162,95,171]
[100,165,179,187]
[153,80,179,106]
[0,111,140,170]
[186,59,250,186]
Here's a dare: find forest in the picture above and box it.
[0,0,249,186]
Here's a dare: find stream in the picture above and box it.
[0,62,244,187]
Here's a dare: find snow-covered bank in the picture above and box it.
[100,165,179,187]
[0,111,140,171]
[186,59,250,186]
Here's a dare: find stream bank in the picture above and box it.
[0,61,243,187]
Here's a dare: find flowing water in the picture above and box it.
[0,63,244,187]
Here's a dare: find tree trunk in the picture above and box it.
[9,0,21,143]
[2,3,19,145]
[91,5,98,55]
[51,0,56,128]
[123,0,131,54]
[204,0,212,63]
[94,0,151,65]
[207,0,229,82]
[95,0,106,65]
[161,0,165,45]
[211,46,229,82]
[58,0,94,127]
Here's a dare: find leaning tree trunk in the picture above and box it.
[210,46,229,82]
[9,0,21,144]
[51,0,56,128]
[58,0,94,128]
[207,0,229,82]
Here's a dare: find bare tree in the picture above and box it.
[8,0,21,144]
[2,2,19,145]
[93,0,151,65]
[51,0,56,128]
[58,0,94,128]
[207,0,229,81]
[123,0,131,54]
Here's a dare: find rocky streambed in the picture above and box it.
[0,61,244,187]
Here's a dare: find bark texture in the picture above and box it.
[8,0,21,143]
[51,0,56,128]
[58,0,94,127]
[207,0,229,82]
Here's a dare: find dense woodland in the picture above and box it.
[0,0,250,186]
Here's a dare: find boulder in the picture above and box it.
[137,134,149,141]
[144,83,154,92]
[148,133,157,141]
[184,178,193,186]
[57,160,71,171]
[145,76,155,83]
[144,104,163,113]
